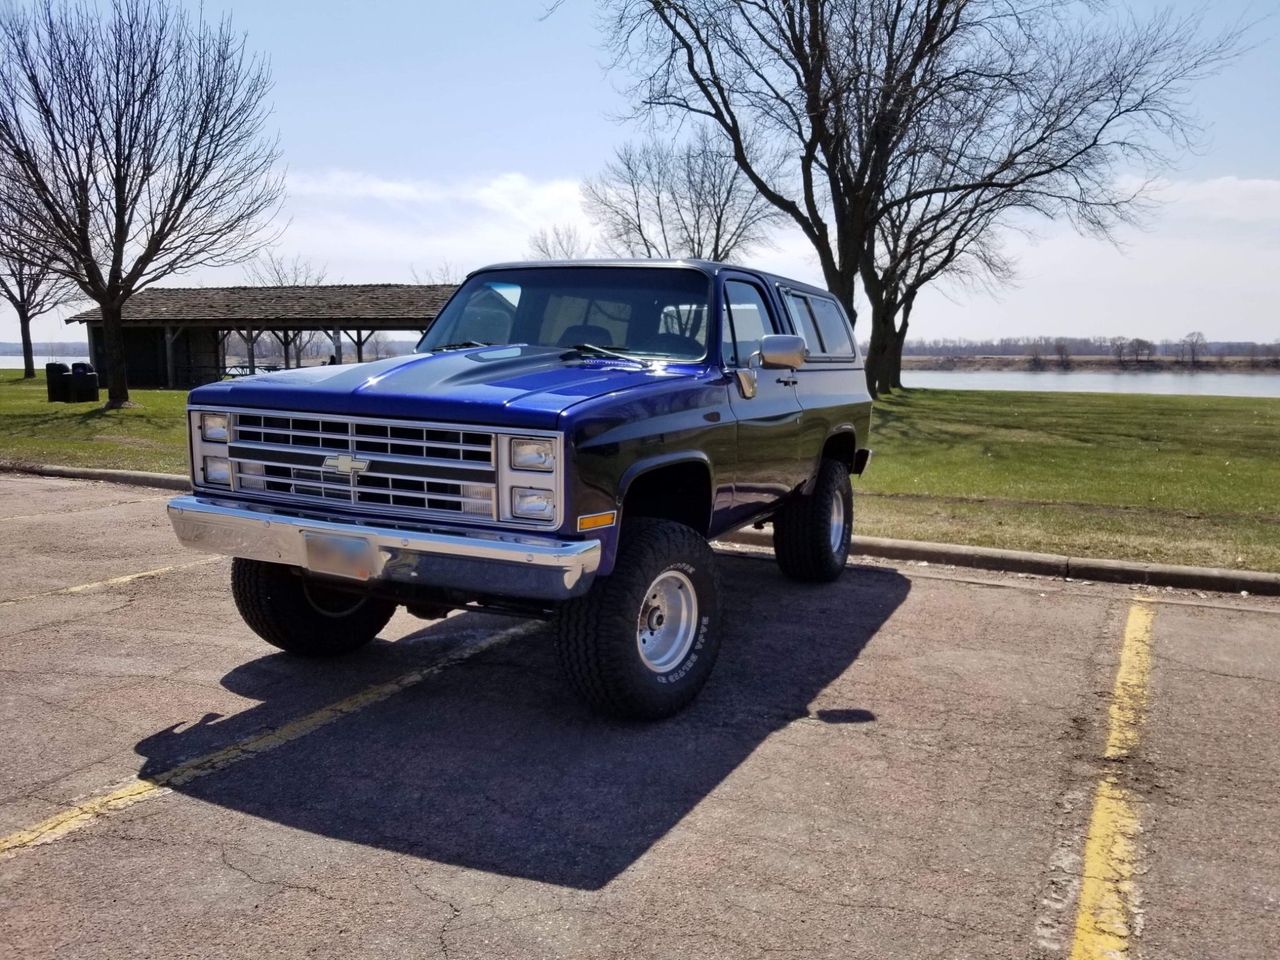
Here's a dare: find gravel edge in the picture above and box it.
[723,529,1280,596]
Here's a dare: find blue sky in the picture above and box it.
[11,0,1279,346]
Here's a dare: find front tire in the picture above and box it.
[772,458,853,582]
[556,518,722,720]
[231,558,396,657]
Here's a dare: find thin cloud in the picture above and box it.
[6,172,1275,344]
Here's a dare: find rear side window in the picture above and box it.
[784,293,822,353]
[783,291,856,358]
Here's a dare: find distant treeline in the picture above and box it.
[895,337,1279,360]
[0,340,88,356]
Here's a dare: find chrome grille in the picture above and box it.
[227,411,497,521]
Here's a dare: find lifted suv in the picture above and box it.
[169,260,873,719]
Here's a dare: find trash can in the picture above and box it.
[71,361,94,375]
[45,362,71,402]
[69,368,100,403]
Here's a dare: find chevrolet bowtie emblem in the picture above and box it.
[323,454,370,476]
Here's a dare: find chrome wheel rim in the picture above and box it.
[636,570,699,674]
[829,494,846,555]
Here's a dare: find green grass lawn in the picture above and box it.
[3,372,1278,571]
[857,389,1280,572]
[0,371,189,474]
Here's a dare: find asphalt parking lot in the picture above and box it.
[1,474,1277,959]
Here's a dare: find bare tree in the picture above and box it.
[1183,331,1207,366]
[584,126,781,261]
[245,251,329,368]
[1027,339,1043,369]
[1110,337,1129,365]
[862,124,1018,390]
[527,223,593,260]
[606,1,1241,396]
[0,0,283,406]
[1131,338,1154,363]
[0,201,77,377]
[1054,339,1071,369]
[245,250,329,286]
[410,260,464,285]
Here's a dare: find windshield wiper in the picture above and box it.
[569,342,652,368]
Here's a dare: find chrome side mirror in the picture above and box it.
[757,334,807,370]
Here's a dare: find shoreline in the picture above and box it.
[901,355,1279,373]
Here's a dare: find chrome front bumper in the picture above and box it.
[167,495,601,601]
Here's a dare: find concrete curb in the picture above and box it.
[0,461,190,492]
[5,462,1277,597]
[723,528,1280,597]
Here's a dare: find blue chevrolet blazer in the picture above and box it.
[169,260,873,719]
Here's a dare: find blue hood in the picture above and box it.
[189,346,698,429]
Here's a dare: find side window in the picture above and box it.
[721,280,777,366]
[783,292,823,354]
[807,297,856,357]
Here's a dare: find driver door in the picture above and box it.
[720,275,807,522]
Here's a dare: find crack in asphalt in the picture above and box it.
[400,866,464,960]
[217,843,351,906]
[1151,652,1280,687]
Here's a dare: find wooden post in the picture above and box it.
[217,330,231,378]
[238,329,262,374]
[270,330,299,369]
[329,328,343,364]
[163,326,185,388]
[343,328,375,363]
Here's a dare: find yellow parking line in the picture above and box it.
[0,621,534,859]
[1068,602,1155,960]
[0,557,221,607]
[0,494,171,523]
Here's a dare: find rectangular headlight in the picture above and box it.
[510,437,555,471]
[200,412,229,442]
[511,486,555,521]
[203,456,231,485]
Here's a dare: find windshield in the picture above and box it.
[416,267,712,361]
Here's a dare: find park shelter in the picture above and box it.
[64,284,457,389]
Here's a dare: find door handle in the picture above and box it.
[776,375,798,386]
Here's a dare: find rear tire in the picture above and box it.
[556,518,721,720]
[773,458,853,582]
[231,558,396,657]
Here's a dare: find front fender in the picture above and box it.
[618,450,716,502]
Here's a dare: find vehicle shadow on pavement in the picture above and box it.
[134,556,909,890]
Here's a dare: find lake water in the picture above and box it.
[6,352,1280,398]
[904,369,1280,399]
[0,353,89,370]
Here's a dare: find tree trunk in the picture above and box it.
[17,306,35,378]
[865,319,893,399]
[888,292,914,390]
[863,289,899,399]
[98,302,130,406]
